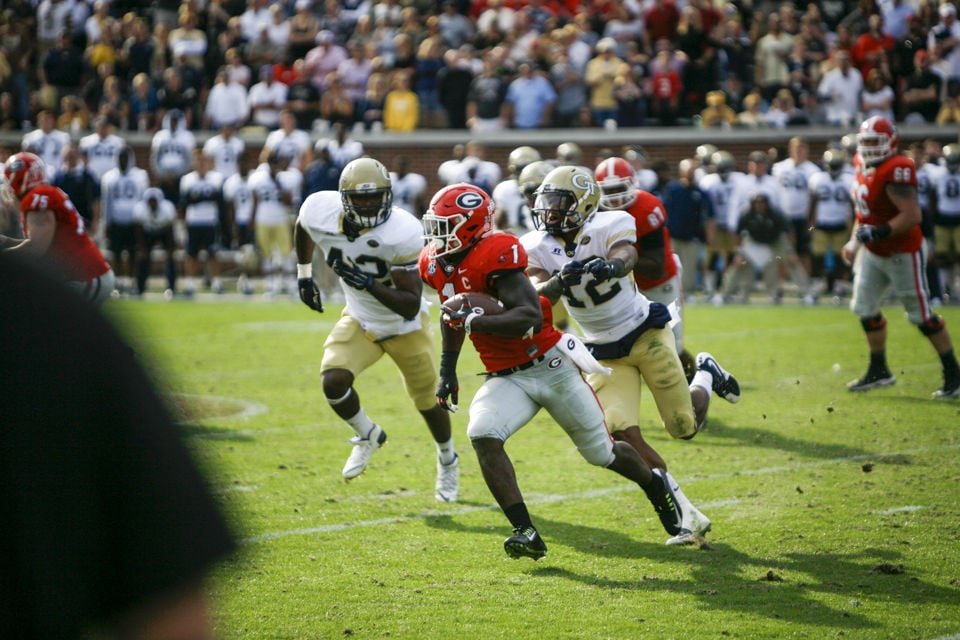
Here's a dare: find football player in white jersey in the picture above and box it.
[808,149,855,302]
[79,116,124,181]
[100,146,150,293]
[133,188,178,295]
[222,154,257,294]
[698,150,744,298]
[522,166,741,545]
[389,154,428,218]
[149,109,196,204]
[772,137,821,275]
[263,109,312,170]
[179,150,225,295]
[492,145,541,235]
[931,144,960,300]
[914,140,947,304]
[202,121,245,180]
[294,157,459,502]
[248,152,298,295]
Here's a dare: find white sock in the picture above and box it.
[436,438,456,465]
[345,408,376,439]
[690,370,713,396]
[664,470,696,525]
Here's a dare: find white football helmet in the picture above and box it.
[594,156,638,210]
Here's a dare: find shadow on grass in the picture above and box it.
[425,513,956,631]
[697,418,876,461]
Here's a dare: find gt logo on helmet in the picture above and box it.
[571,172,597,195]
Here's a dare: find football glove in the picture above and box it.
[297,277,323,312]
[855,223,892,244]
[558,260,585,291]
[441,301,481,335]
[332,259,375,290]
[437,352,460,412]
[583,257,625,283]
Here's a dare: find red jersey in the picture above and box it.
[20,185,110,281]
[852,154,923,257]
[626,190,678,289]
[419,232,561,373]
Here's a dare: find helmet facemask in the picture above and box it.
[533,188,582,235]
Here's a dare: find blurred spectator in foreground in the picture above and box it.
[502,61,556,129]
[247,65,287,130]
[817,50,863,127]
[902,50,942,124]
[383,70,419,132]
[0,250,235,639]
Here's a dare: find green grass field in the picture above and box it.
[107,296,960,640]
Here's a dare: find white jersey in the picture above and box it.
[808,170,854,227]
[771,158,820,220]
[22,128,70,181]
[492,178,532,232]
[180,170,224,226]
[202,134,245,179]
[78,132,124,180]
[452,158,502,194]
[698,171,743,231]
[248,165,296,225]
[100,167,149,225]
[522,210,651,344]
[730,173,782,229]
[150,128,196,178]
[636,168,658,192]
[132,196,177,234]
[279,167,304,209]
[933,168,960,218]
[222,173,254,225]
[390,171,427,216]
[297,191,428,339]
[263,128,311,169]
[917,161,946,212]
[326,138,365,169]
[437,158,462,185]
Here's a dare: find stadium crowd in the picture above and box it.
[1,0,959,137]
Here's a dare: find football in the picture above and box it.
[441,292,504,317]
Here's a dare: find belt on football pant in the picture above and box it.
[486,354,546,378]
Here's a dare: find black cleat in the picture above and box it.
[697,352,741,403]
[504,526,547,560]
[846,369,895,392]
[647,469,684,536]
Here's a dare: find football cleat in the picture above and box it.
[846,369,895,392]
[342,424,387,479]
[435,454,460,502]
[933,375,960,399]
[696,352,741,403]
[666,507,712,546]
[647,468,684,536]
[504,526,547,560]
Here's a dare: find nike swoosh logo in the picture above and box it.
[457,268,468,274]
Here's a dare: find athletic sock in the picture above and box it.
[504,502,532,530]
[436,438,456,465]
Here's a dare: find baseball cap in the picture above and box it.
[940,3,956,17]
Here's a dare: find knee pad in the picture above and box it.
[580,438,616,468]
[860,314,886,333]
[919,315,945,336]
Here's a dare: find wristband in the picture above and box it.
[297,263,312,278]
[875,223,892,240]
[609,257,627,278]
[463,311,481,335]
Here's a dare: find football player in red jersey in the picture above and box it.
[420,183,690,560]
[842,116,960,398]
[0,152,114,304]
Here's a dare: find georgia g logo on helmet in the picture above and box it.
[455,191,485,210]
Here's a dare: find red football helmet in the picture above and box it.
[594,156,638,210]
[856,116,898,166]
[2,152,46,204]
[423,183,494,258]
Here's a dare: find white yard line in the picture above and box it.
[240,443,960,545]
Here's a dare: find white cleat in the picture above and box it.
[342,424,387,479]
[435,454,460,502]
[666,506,712,546]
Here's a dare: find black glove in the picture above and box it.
[584,257,624,283]
[855,223,892,244]
[436,351,460,412]
[332,259,374,290]
[297,278,323,312]
[557,260,585,292]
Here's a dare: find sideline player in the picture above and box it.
[0,152,114,304]
[295,157,460,501]
[420,182,693,558]
[842,116,960,398]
